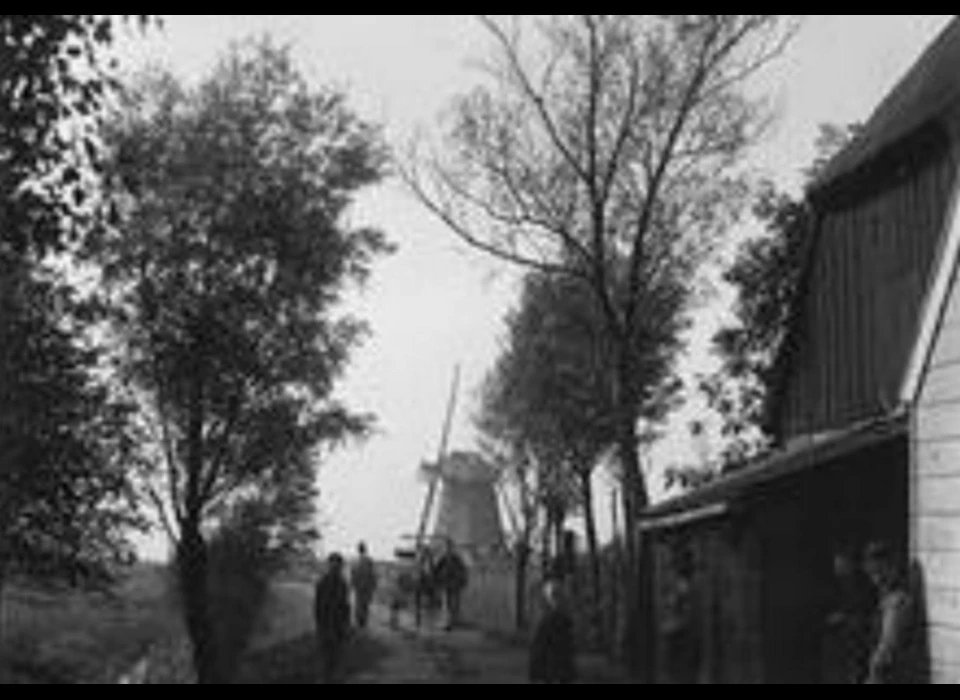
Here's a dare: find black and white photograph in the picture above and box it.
[1,15,958,684]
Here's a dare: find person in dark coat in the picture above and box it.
[434,539,469,631]
[350,542,378,630]
[529,579,578,685]
[822,545,877,684]
[315,553,352,684]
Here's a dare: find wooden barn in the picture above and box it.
[642,17,960,684]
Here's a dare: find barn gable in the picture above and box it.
[771,18,960,444]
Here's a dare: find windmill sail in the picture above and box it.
[415,365,461,549]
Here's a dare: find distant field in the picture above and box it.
[0,565,185,684]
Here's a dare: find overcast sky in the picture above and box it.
[116,15,955,561]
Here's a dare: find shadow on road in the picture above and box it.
[238,632,392,685]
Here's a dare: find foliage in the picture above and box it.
[0,15,154,258]
[407,22,802,622]
[0,253,142,590]
[702,123,860,469]
[90,36,390,545]
[479,269,684,507]
[87,38,392,682]
[205,501,282,681]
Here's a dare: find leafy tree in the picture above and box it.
[478,269,683,644]
[0,254,142,638]
[88,40,392,683]
[0,15,153,257]
[703,123,860,469]
[405,18,799,673]
[0,15,154,646]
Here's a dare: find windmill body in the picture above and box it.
[425,451,506,560]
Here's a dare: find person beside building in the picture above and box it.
[663,548,701,684]
[822,544,877,684]
[314,553,352,684]
[529,579,578,685]
[350,542,379,630]
[863,542,926,685]
[434,538,469,631]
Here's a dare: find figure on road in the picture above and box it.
[315,553,352,684]
[434,538,469,631]
[529,579,578,685]
[414,545,439,629]
[351,542,379,630]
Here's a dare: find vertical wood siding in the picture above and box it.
[781,132,958,441]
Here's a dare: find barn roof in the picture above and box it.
[813,17,960,195]
[768,18,960,442]
[641,412,908,530]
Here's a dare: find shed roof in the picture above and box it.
[641,412,908,529]
[813,17,960,195]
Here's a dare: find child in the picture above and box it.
[529,579,578,685]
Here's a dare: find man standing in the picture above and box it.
[351,542,378,630]
[823,545,876,684]
[529,579,578,685]
[863,542,926,685]
[315,553,352,684]
[435,538,469,632]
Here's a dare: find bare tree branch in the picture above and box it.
[400,160,588,280]
[477,15,591,184]
[146,483,180,547]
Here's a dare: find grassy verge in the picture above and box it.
[0,565,186,684]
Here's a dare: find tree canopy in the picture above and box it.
[87,39,392,682]
[0,15,153,258]
[703,123,860,469]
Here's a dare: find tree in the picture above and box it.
[0,15,153,258]
[0,15,153,644]
[406,15,799,676]
[703,123,860,468]
[0,254,142,638]
[87,40,392,683]
[478,270,683,645]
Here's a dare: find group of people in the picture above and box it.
[825,541,926,685]
[313,538,472,683]
[387,538,471,632]
[312,542,379,683]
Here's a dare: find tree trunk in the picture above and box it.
[540,506,552,573]
[580,470,606,648]
[579,469,604,650]
[553,512,565,572]
[179,343,223,683]
[614,343,655,682]
[178,522,222,684]
[0,559,6,648]
[514,541,530,632]
[609,488,622,660]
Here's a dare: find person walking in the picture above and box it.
[434,538,469,631]
[314,553,352,684]
[351,542,378,631]
[529,579,578,685]
[414,545,438,630]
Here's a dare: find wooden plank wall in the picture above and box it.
[917,186,960,683]
[780,136,957,441]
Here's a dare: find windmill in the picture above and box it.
[413,366,506,559]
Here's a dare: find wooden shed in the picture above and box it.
[643,17,960,684]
